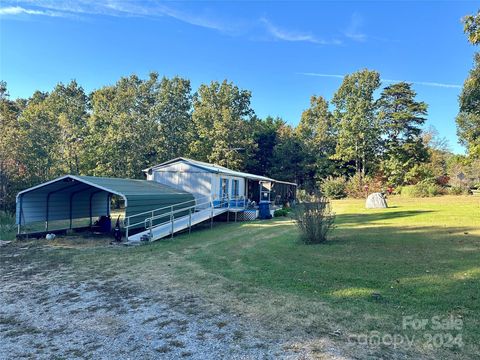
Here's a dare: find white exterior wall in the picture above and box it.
[210,173,245,199]
[148,162,246,202]
[148,163,212,202]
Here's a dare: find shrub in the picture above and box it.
[447,186,471,195]
[436,175,450,187]
[404,164,435,185]
[400,182,444,197]
[273,209,289,217]
[345,174,383,198]
[293,195,335,244]
[296,189,310,202]
[320,176,347,199]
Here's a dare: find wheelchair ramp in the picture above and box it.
[127,207,228,243]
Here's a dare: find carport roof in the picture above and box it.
[16,175,193,204]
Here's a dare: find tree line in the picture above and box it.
[1,11,479,212]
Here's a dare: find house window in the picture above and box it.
[232,179,239,198]
[220,178,229,198]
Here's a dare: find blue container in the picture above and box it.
[258,201,272,220]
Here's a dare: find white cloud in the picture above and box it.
[344,13,367,42]
[260,18,341,45]
[382,78,461,89]
[297,72,345,79]
[0,5,65,17]
[0,1,232,32]
[297,72,462,89]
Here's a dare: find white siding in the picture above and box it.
[210,174,245,199]
[148,162,246,202]
[149,163,212,202]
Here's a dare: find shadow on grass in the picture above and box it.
[334,210,435,226]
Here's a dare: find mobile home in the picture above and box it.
[143,157,296,206]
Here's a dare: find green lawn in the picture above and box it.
[4,196,480,358]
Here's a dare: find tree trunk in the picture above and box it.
[361,149,366,179]
[355,140,361,179]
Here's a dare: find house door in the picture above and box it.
[220,178,229,199]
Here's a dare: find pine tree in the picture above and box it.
[377,82,429,185]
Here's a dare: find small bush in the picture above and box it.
[320,176,347,199]
[296,189,310,202]
[273,209,288,217]
[447,186,471,195]
[293,195,335,244]
[400,182,444,197]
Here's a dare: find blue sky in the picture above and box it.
[0,1,477,153]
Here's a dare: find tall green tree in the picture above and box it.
[85,73,159,178]
[270,123,307,186]
[332,69,381,178]
[191,80,255,169]
[296,95,337,182]
[377,82,429,185]
[46,80,89,174]
[457,10,480,158]
[243,116,282,176]
[463,10,480,45]
[151,76,193,162]
[0,82,26,211]
[16,81,89,183]
[17,90,61,183]
[456,53,480,157]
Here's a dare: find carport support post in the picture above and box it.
[17,195,23,234]
[210,200,214,229]
[89,193,92,227]
[188,208,192,234]
[45,193,50,231]
[69,192,74,229]
[106,194,111,219]
[170,205,174,239]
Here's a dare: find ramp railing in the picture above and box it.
[124,195,247,241]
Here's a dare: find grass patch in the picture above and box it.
[3,196,479,359]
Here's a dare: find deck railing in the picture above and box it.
[124,194,247,241]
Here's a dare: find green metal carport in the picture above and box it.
[16,175,195,237]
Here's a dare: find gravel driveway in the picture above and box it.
[0,241,346,359]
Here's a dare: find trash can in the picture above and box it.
[258,201,272,220]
